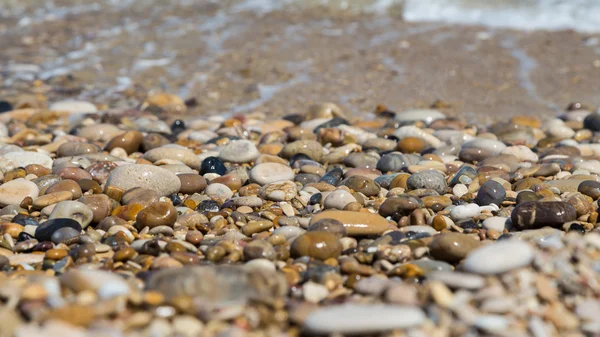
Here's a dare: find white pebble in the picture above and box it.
[482,217,508,232]
[303,304,425,334]
[450,203,480,221]
[464,240,534,275]
[453,184,468,197]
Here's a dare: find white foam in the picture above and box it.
[403,0,600,33]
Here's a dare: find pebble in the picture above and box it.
[105,164,181,197]
[475,180,506,206]
[429,233,481,263]
[303,304,425,334]
[511,201,577,229]
[428,271,486,289]
[49,100,97,113]
[177,174,207,194]
[406,170,447,194]
[60,269,130,299]
[49,201,94,228]
[250,163,294,185]
[2,151,53,169]
[205,183,233,200]
[143,146,201,169]
[35,218,82,242]
[219,140,260,163]
[0,178,39,207]
[463,240,534,274]
[310,210,389,236]
[323,189,357,210]
[483,216,509,232]
[450,203,480,221]
[136,201,177,229]
[342,175,380,196]
[280,140,324,162]
[258,180,297,201]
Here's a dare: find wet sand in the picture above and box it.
[2,0,600,123]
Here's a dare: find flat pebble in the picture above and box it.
[303,304,425,334]
[105,164,181,197]
[250,163,294,185]
[0,179,39,207]
[310,210,389,236]
[464,240,534,274]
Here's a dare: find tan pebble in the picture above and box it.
[309,210,390,236]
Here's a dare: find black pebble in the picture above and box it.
[196,200,220,213]
[200,157,227,175]
[12,214,39,227]
[35,218,82,242]
[309,193,322,205]
[568,223,586,234]
[0,101,13,113]
[320,167,344,186]
[171,119,186,134]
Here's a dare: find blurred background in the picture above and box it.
[1,0,600,123]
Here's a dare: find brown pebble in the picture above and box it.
[105,130,144,154]
[55,167,93,182]
[397,137,425,153]
[428,233,480,263]
[25,164,50,177]
[136,201,178,230]
[78,179,102,194]
[178,174,207,194]
[45,180,82,199]
[290,232,342,260]
[45,248,68,260]
[121,188,159,207]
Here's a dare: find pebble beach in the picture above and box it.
[1,1,600,337]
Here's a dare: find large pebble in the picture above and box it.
[2,151,53,169]
[0,179,39,207]
[49,100,97,113]
[219,140,259,163]
[60,269,130,299]
[105,164,181,197]
[511,201,577,229]
[49,201,94,229]
[303,304,425,334]
[146,265,287,303]
[310,210,389,236]
[250,163,294,185]
[143,146,201,169]
[463,240,534,275]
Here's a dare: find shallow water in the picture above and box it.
[2,0,600,123]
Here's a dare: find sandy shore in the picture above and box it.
[1,1,600,123]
